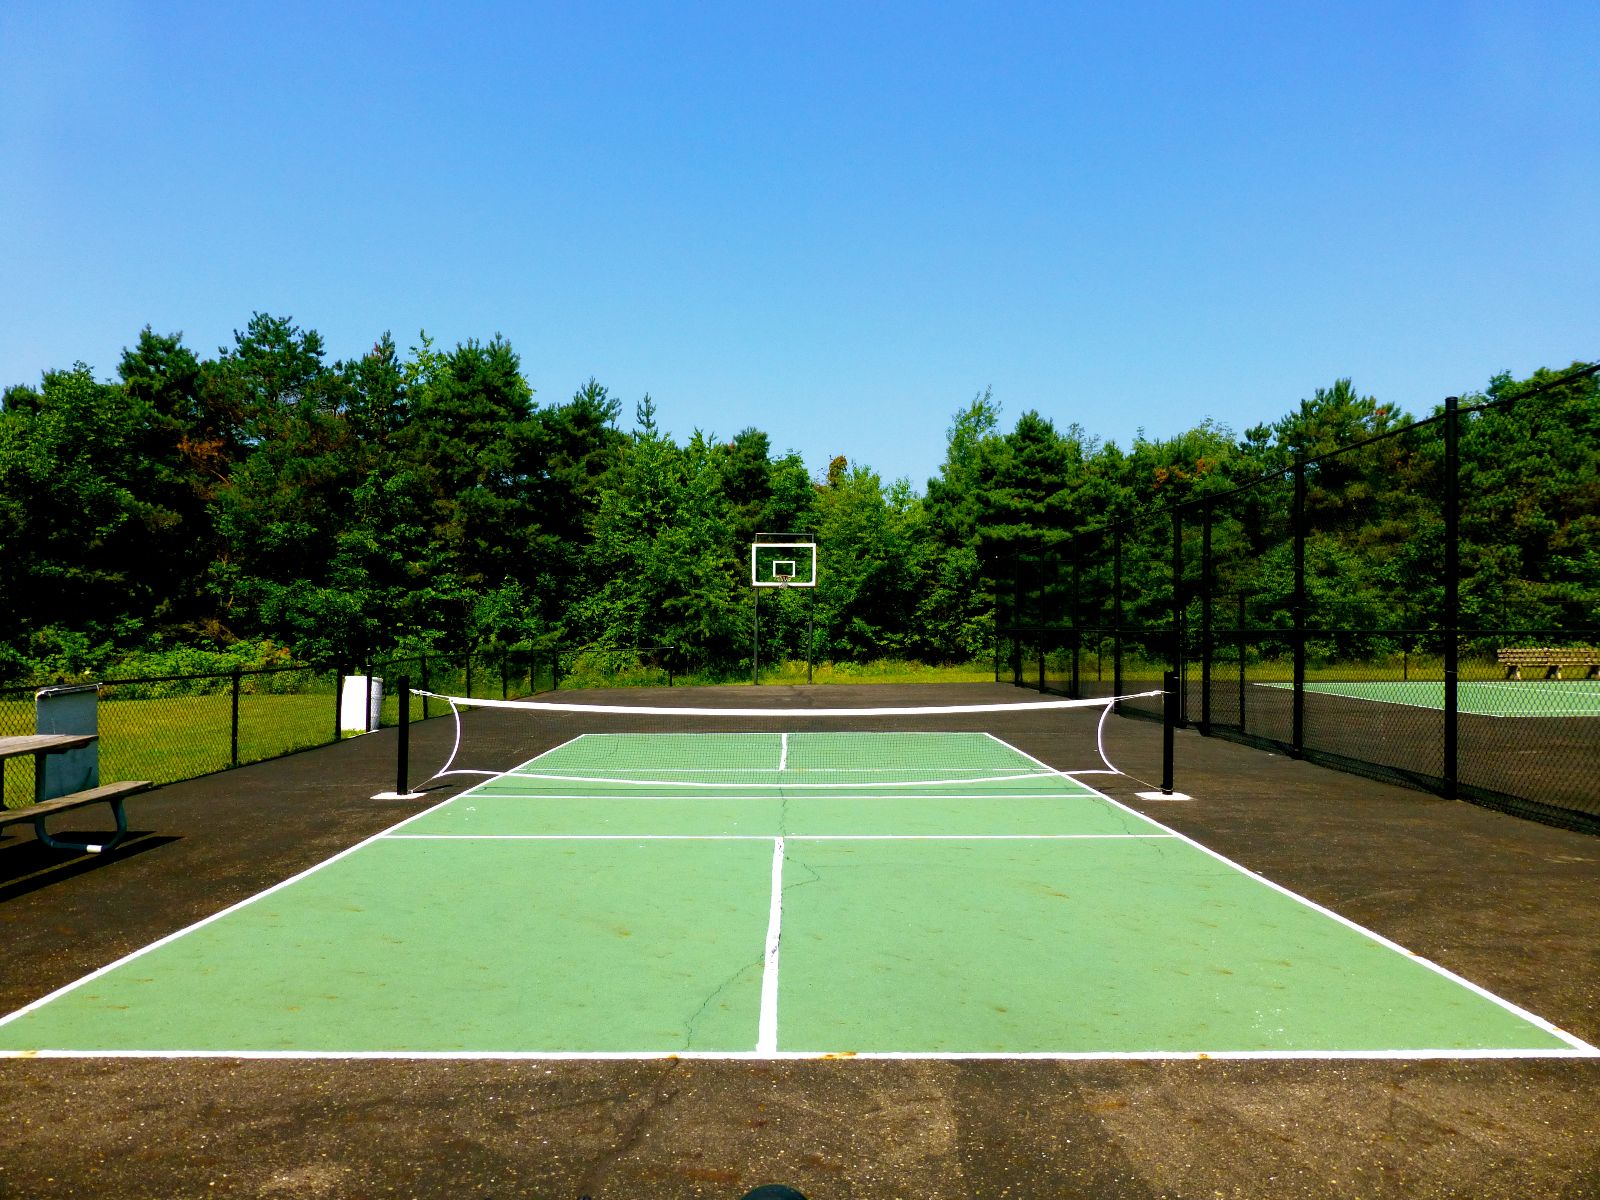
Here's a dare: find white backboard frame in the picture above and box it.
[750,541,818,588]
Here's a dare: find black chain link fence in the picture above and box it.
[2,650,565,811]
[1001,363,1600,835]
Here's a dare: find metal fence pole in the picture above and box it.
[1011,550,1023,686]
[1171,507,1185,727]
[1070,535,1081,699]
[1292,457,1307,757]
[1200,505,1213,735]
[230,669,242,767]
[1238,591,1248,734]
[1443,396,1460,798]
[1112,524,1124,712]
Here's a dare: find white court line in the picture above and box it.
[778,733,789,772]
[756,837,784,1053]
[478,772,1058,790]
[985,732,1600,1056]
[12,1047,1588,1062]
[443,792,1098,802]
[0,736,589,1035]
[383,833,1175,841]
[508,771,1036,780]
[6,730,1591,1061]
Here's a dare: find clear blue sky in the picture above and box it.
[3,1,1595,487]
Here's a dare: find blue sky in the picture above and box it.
[3,1,1595,487]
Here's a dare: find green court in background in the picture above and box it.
[1266,680,1600,717]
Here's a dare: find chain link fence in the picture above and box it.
[1001,364,1600,835]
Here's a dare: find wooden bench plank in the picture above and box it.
[0,780,150,853]
[0,733,97,760]
[1496,648,1600,680]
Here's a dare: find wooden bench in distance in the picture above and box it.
[0,780,150,853]
[1496,647,1600,680]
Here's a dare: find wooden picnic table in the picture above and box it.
[0,733,147,853]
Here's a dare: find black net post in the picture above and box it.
[1443,396,1460,799]
[395,674,411,797]
[1162,669,1177,795]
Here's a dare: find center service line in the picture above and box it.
[757,836,785,1054]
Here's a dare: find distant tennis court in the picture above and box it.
[0,715,1592,1059]
[1262,679,1600,718]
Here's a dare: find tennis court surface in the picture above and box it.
[1263,678,1600,717]
[1,723,1591,1060]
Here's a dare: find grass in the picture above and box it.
[3,692,340,809]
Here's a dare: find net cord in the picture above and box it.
[413,689,1163,786]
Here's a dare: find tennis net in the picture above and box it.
[374,685,1176,800]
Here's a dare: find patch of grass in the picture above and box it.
[754,659,996,685]
[2,692,343,809]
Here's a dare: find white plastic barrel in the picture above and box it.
[340,675,383,734]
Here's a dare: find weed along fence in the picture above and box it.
[999,365,1600,836]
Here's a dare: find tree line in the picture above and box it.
[0,312,1593,682]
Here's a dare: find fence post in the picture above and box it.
[1011,549,1023,686]
[1238,591,1248,734]
[1112,524,1124,712]
[1443,396,1460,799]
[1171,506,1185,727]
[1292,456,1307,757]
[333,667,343,744]
[1070,535,1081,699]
[1200,505,1213,736]
[230,669,242,767]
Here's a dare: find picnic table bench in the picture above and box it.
[0,734,149,853]
[1496,647,1600,681]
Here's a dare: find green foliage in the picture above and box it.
[0,314,1593,685]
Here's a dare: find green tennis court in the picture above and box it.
[0,731,1591,1059]
[1263,679,1600,717]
